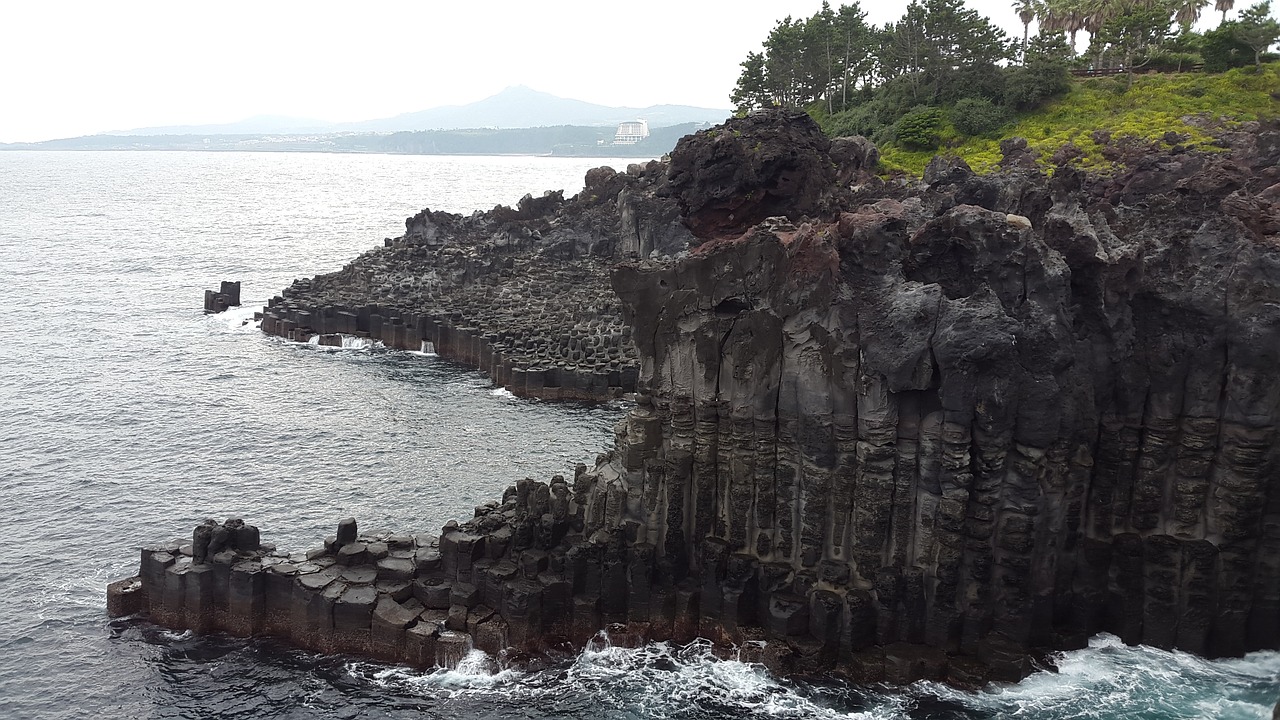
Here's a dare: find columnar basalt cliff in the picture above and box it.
[258,163,695,401]
[114,110,1280,686]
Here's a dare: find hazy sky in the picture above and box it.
[0,0,1252,142]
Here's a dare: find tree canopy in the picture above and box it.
[732,0,1279,150]
[732,0,1015,115]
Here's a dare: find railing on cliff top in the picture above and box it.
[1070,64,1205,78]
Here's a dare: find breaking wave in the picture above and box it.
[338,633,1279,719]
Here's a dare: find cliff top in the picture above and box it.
[873,64,1280,175]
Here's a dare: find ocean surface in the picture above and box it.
[0,150,1275,719]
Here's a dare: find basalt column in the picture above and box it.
[605,188,1280,680]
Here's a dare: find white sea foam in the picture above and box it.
[208,304,260,332]
[933,633,1280,719]
[563,637,902,719]
[349,649,522,697]
[345,632,1280,719]
[301,334,382,351]
[490,387,515,399]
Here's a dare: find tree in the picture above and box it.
[1202,21,1254,68]
[1042,0,1089,50]
[1087,0,1178,72]
[1216,0,1236,21]
[1004,34,1073,108]
[1013,0,1040,60]
[731,0,1068,143]
[880,2,930,102]
[1175,0,1211,26]
[881,0,1013,101]
[1157,26,1206,69]
[836,3,874,109]
[731,52,770,113]
[1234,0,1280,67]
[803,3,842,113]
[763,17,806,107]
[730,5,877,113]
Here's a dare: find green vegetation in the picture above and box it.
[877,63,1280,174]
[732,0,1280,175]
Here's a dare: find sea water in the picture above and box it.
[0,150,1275,719]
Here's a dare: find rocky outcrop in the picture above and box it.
[597,116,1280,680]
[666,109,837,240]
[116,112,1280,686]
[203,281,241,314]
[257,161,694,401]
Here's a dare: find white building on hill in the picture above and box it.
[614,119,650,145]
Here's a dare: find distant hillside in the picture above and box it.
[0,122,709,158]
[332,122,704,157]
[870,65,1280,175]
[100,86,730,137]
[338,86,729,132]
[109,114,333,136]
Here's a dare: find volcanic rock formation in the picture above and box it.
[114,109,1280,686]
[203,280,241,314]
[257,162,695,401]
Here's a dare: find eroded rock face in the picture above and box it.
[119,111,1280,686]
[603,114,1280,679]
[665,109,837,240]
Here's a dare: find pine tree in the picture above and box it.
[1234,0,1280,67]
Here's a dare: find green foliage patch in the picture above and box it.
[876,63,1280,175]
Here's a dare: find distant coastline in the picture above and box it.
[0,122,704,158]
[2,86,730,158]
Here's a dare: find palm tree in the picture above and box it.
[1215,0,1235,21]
[1175,0,1210,26]
[1044,0,1089,50]
[1014,0,1039,61]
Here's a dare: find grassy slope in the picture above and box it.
[875,63,1280,176]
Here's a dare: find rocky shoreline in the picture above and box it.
[254,161,702,401]
[111,109,1280,687]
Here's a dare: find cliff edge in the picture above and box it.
[111,109,1280,686]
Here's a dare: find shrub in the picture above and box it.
[951,98,1011,136]
[1202,24,1254,72]
[1003,60,1072,111]
[938,63,1007,104]
[1146,51,1203,72]
[822,100,888,139]
[893,107,947,150]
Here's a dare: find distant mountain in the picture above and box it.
[102,87,731,136]
[335,86,731,132]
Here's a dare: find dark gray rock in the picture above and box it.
[666,108,837,240]
[119,114,1280,688]
[336,518,357,546]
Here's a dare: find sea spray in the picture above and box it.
[337,634,1280,719]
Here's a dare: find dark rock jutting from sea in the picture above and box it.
[256,162,697,401]
[110,109,1280,687]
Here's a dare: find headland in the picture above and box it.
[111,108,1280,687]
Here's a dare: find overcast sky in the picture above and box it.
[0,0,1254,142]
